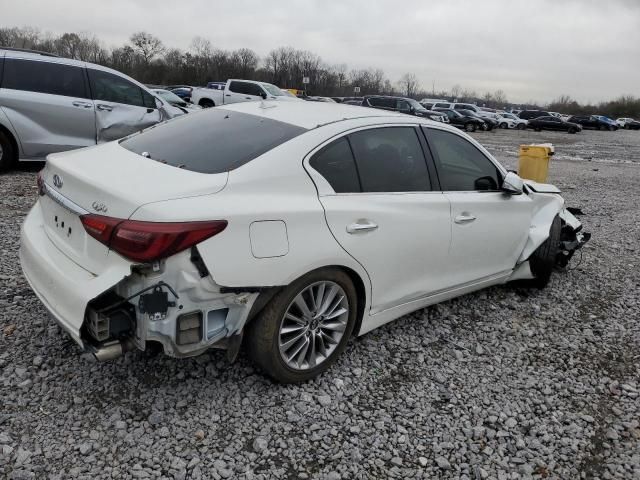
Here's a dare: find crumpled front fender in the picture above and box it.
[518,191,565,263]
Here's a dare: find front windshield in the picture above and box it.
[407,98,427,111]
[156,90,186,104]
[262,83,286,96]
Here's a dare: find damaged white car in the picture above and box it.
[20,101,589,383]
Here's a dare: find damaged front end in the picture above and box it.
[83,247,259,362]
[557,207,591,267]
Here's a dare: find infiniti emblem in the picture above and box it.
[52,174,63,189]
[92,201,108,213]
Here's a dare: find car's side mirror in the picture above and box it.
[502,171,524,195]
[259,91,268,99]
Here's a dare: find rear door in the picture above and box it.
[307,125,452,314]
[0,57,96,158]
[225,81,264,104]
[423,127,533,286]
[87,68,161,142]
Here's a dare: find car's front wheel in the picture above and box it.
[500,122,508,129]
[465,123,477,132]
[517,123,526,130]
[199,99,215,108]
[528,215,561,288]
[246,268,357,383]
[568,127,577,134]
[0,131,16,172]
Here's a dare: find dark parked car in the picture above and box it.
[458,108,497,131]
[434,108,485,132]
[528,116,582,134]
[167,86,192,101]
[568,115,617,131]
[361,95,448,122]
[519,110,552,120]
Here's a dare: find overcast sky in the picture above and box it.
[4,0,640,104]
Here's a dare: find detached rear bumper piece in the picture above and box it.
[19,204,131,347]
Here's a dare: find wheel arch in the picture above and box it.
[0,122,20,163]
[244,264,369,337]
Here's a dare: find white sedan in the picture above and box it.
[498,113,528,130]
[20,102,589,383]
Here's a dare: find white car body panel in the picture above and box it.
[19,101,586,361]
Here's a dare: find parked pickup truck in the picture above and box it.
[190,79,299,108]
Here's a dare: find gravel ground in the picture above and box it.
[1,128,639,480]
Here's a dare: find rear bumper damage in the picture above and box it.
[20,203,259,360]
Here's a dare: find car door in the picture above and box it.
[0,57,96,158]
[307,125,452,314]
[423,127,533,286]
[225,81,264,104]
[87,68,161,143]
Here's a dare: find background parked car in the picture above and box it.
[304,96,337,103]
[166,86,192,101]
[458,108,497,131]
[434,108,485,132]
[568,115,617,131]
[593,115,618,130]
[0,48,182,171]
[519,110,553,120]
[362,95,448,122]
[498,112,528,129]
[616,117,640,130]
[190,79,299,108]
[528,116,582,134]
[151,89,202,112]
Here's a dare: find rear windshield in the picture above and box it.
[120,109,307,174]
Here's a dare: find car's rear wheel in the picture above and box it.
[465,123,476,132]
[528,215,561,288]
[0,131,17,172]
[199,99,215,108]
[500,122,508,129]
[608,125,615,131]
[246,268,357,383]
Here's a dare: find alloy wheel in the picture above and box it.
[278,281,349,371]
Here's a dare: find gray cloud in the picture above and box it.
[4,0,639,103]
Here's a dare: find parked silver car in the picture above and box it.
[0,48,183,170]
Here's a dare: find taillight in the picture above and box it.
[80,214,227,263]
[36,170,46,196]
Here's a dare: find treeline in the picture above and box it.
[1,26,638,117]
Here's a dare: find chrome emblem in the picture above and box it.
[52,174,63,189]
[92,201,108,213]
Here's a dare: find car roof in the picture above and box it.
[218,100,410,129]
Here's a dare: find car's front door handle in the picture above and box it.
[454,213,476,224]
[72,101,93,108]
[96,104,113,112]
[346,221,378,234]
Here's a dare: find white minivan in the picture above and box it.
[0,48,183,170]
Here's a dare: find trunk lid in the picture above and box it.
[40,142,228,273]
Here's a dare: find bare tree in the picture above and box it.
[398,73,419,98]
[130,32,164,64]
[450,84,462,99]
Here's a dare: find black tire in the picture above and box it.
[528,215,561,288]
[0,130,17,172]
[465,123,476,132]
[568,127,577,134]
[199,99,215,108]
[246,268,358,383]
[608,125,615,131]
[535,127,541,132]
[517,123,526,130]
[499,122,508,129]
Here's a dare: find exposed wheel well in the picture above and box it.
[245,265,368,337]
[0,124,19,163]
[199,98,215,107]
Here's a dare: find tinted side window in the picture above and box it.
[229,81,262,96]
[349,127,431,192]
[367,97,382,107]
[88,69,145,107]
[396,100,411,112]
[2,59,87,98]
[435,103,449,108]
[427,129,501,191]
[309,138,360,193]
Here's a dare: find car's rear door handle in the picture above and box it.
[96,104,113,112]
[72,101,93,109]
[346,221,378,234]
[454,213,476,224]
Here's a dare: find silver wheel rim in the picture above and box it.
[278,281,349,371]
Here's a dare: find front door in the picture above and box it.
[424,127,533,286]
[307,126,452,314]
[87,69,161,143]
[0,58,96,158]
